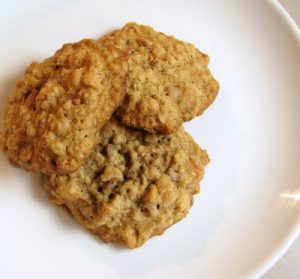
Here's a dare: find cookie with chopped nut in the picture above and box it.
[45,118,209,248]
[101,22,219,133]
[1,39,128,174]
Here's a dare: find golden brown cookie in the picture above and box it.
[1,39,128,174]
[45,118,209,248]
[101,22,219,133]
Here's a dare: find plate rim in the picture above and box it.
[251,2,300,277]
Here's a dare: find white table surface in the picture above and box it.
[262,1,300,278]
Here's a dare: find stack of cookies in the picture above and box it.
[0,23,219,248]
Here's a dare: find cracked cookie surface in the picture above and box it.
[1,39,128,174]
[45,118,209,248]
[101,22,219,133]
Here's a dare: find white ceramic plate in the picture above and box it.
[0,1,299,278]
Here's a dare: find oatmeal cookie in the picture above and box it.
[1,39,128,174]
[45,118,209,248]
[101,22,219,133]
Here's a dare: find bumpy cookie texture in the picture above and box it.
[101,22,219,133]
[45,119,209,248]
[1,39,128,174]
